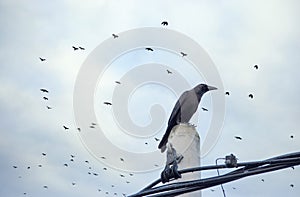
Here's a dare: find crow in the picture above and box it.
[43,96,48,100]
[180,52,187,57]
[166,69,172,74]
[158,84,217,152]
[254,65,258,69]
[46,106,52,109]
[161,21,168,26]
[63,125,69,130]
[39,57,46,61]
[154,137,160,141]
[234,136,242,140]
[104,102,112,105]
[64,163,68,167]
[79,46,85,50]
[72,46,79,50]
[145,47,154,51]
[201,107,208,111]
[77,128,81,132]
[249,94,254,99]
[115,81,121,84]
[112,34,119,38]
[120,158,124,162]
[42,153,46,156]
[40,88,49,93]
[225,91,230,96]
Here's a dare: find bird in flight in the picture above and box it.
[254,65,258,70]
[63,125,69,130]
[248,94,254,99]
[166,69,172,74]
[103,102,112,106]
[39,57,46,61]
[79,46,85,50]
[154,137,160,141]
[161,21,168,26]
[145,47,154,51]
[180,52,187,57]
[115,81,121,84]
[201,107,208,111]
[158,84,217,152]
[234,136,242,140]
[40,88,49,93]
[43,96,48,100]
[72,46,79,50]
[46,106,52,110]
[225,91,230,96]
[112,34,119,38]
[42,153,46,156]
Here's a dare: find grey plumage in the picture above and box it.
[158,84,217,152]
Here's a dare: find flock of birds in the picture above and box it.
[14,20,296,196]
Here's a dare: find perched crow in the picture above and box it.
[40,88,49,93]
[112,34,119,38]
[39,57,46,61]
[180,52,187,57]
[158,84,217,152]
[72,46,79,50]
[166,69,172,74]
[161,21,168,26]
[145,47,154,51]
[103,102,112,106]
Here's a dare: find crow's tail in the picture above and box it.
[158,126,173,152]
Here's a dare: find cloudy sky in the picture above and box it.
[0,0,299,196]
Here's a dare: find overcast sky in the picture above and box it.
[0,0,300,196]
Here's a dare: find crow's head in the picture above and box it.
[194,84,217,95]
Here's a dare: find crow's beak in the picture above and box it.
[207,85,217,91]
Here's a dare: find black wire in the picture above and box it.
[216,158,226,197]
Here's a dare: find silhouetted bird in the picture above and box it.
[46,106,52,109]
[39,57,46,61]
[161,21,168,26]
[27,166,30,169]
[290,184,294,188]
[43,96,48,100]
[120,158,124,162]
[64,163,68,167]
[63,126,69,130]
[261,179,265,182]
[72,182,76,186]
[100,156,106,159]
[93,173,98,176]
[145,47,154,51]
[158,84,217,152]
[112,34,119,38]
[104,102,112,105]
[201,107,208,111]
[89,125,95,129]
[234,136,242,140]
[120,174,125,177]
[91,122,96,126]
[38,164,42,167]
[115,81,121,84]
[166,69,172,74]
[42,153,46,156]
[40,88,49,93]
[79,47,85,50]
[103,167,107,170]
[154,137,160,141]
[43,185,48,189]
[85,160,89,163]
[13,165,17,168]
[254,65,258,69]
[180,52,187,57]
[70,154,75,158]
[249,94,254,99]
[290,135,294,139]
[225,91,230,96]
[72,46,79,50]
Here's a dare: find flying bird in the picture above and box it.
[79,46,85,50]
[115,81,121,84]
[248,94,254,99]
[13,165,18,168]
[77,128,81,132]
[103,102,112,106]
[46,106,52,109]
[112,34,119,38]
[42,153,46,156]
[63,125,69,130]
[180,52,187,57]
[154,137,160,141]
[43,185,48,189]
[64,163,68,167]
[38,164,42,167]
[161,21,168,26]
[43,96,48,100]
[72,46,79,50]
[225,91,230,96]
[40,88,49,93]
[234,136,242,140]
[120,158,124,162]
[290,135,294,139]
[201,107,208,111]
[91,122,96,126]
[100,156,106,159]
[158,84,217,152]
[145,47,154,51]
[254,65,258,70]
[89,125,95,129]
[39,57,46,61]
[70,154,75,158]
[166,69,172,74]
